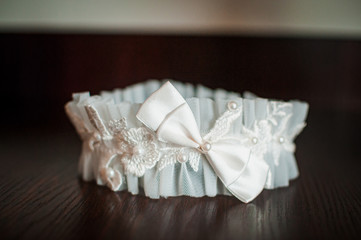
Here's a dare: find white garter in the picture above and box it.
[65,80,308,202]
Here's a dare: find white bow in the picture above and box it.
[136,82,269,203]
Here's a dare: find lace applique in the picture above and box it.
[108,118,127,135]
[158,146,201,171]
[241,119,272,157]
[267,102,292,126]
[187,150,201,171]
[120,127,159,177]
[273,120,306,154]
[240,102,303,159]
[107,117,201,175]
[108,118,160,177]
[204,104,242,143]
[269,102,306,155]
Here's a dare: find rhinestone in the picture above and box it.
[227,101,238,111]
[252,137,258,144]
[279,136,285,144]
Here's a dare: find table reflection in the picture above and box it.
[77,180,298,239]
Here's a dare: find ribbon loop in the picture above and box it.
[157,103,203,148]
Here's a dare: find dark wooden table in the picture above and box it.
[0,109,360,240]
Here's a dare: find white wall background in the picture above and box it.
[1,0,361,38]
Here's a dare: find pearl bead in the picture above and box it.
[227,101,238,111]
[177,153,188,163]
[132,146,144,155]
[95,134,101,141]
[252,137,258,144]
[200,141,212,153]
[107,168,115,178]
[279,136,285,144]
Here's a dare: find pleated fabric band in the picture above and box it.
[65,80,308,202]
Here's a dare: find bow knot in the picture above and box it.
[199,141,212,153]
[136,81,269,203]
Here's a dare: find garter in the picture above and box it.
[65,80,308,203]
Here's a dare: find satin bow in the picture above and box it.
[136,82,269,203]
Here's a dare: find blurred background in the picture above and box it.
[1,3,361,239]
[0,0,360,131]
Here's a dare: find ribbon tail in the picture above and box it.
[206,139,269,203]
[226,155,269,203]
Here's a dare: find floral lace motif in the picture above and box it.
[107,118,202,177]
[108,120,159,176]
[241,119,272,157]
[120,128,159,176]
[240,102,306,164]
[203,106,242,143]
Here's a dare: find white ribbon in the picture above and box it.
[136,81,269,203]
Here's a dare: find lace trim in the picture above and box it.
[74,99,304,191]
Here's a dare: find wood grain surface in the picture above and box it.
[0,34,360,240]
[1,110,360,240]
